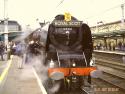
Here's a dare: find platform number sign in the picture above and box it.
[64,13,71,21]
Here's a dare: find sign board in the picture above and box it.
[53,21,82,27]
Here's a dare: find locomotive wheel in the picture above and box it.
[49,24,83,50]
[88,75,91,84]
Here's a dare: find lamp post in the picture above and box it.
[4,18,8,47]
[96,21,103,32]
[4,0,8,49]
[121,4,125,29]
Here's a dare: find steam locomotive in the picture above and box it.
[43,14,99,93]
[24,13,101,93]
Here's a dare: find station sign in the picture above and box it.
[53,21,82,27]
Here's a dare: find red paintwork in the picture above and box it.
[48,67,97,77]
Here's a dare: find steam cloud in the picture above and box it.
[13,25,61,94]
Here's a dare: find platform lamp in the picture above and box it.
[96,21,104,32]
[4,18,9,49]
[4,0,9,59]
[4,0,9,51]
[121,4,125,29]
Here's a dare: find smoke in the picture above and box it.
[13,29,33,42]
[49,82,60,94]
[12,24,61,94]
[32,54,48,83]
[26,51,61,94]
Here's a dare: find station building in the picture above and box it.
[91,20,125,51]
[0,20,22,41]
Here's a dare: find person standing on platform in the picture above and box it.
[16,41,26,69]
[21,41,27,67]
[7,42,12,60]
[0,41,5,61]
[118,41,122,51]
[108,42,111,51]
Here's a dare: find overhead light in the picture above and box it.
[104,35,108,37]
[116,35,121,36]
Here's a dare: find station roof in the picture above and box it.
[90,20,125,28]
[92,29,125,39]
[91,19,125,39]
[0,20,20,25]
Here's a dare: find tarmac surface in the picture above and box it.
[0,55,43,94]
[0,53,8,79]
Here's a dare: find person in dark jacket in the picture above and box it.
[0,41,5,61]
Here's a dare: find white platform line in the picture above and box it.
[32,67,47,94]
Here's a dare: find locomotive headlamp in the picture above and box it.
[90,58,95,66]
[72,63,76,67]
[49,59,55,68]
[30,40,34,44]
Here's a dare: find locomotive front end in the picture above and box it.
[44,14,99,93]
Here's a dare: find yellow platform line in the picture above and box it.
[0,55,13,84]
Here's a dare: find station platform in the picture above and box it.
[94,50,125,56]
[0,55,43,94]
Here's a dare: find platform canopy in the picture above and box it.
[92,29,125,39]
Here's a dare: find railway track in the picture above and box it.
[93,51,124,63]
[96,58,125,71]
[92,78,124,94]
[55,89,85,94]
[99,72,125,90]
[91,66,125,94]
[92,55,125,94]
